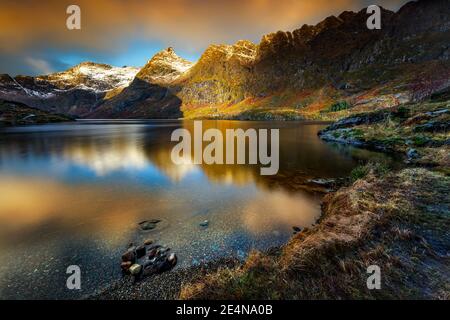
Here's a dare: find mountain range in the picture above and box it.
[0,0,449,120]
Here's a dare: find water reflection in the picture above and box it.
[0,120,394,299]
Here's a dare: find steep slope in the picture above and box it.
[179,0,450,119]
[0,63,138,117]
[89,0,450,120]
[88,48,193,119]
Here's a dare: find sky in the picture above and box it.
[0,0,410,76]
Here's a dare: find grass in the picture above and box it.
[180,168,450,299]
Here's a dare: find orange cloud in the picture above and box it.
[0,0,407,54]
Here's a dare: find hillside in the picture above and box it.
[0,100,73,126]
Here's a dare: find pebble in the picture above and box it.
[200,220,209,227]
[129,264,142,276]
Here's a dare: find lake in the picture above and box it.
[0,120,394,299]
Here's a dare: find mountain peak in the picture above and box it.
[137,47,193,83]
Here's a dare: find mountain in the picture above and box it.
[0,63,138,117]
[90,0,449,120]
[0,0,449,120]
[87,48,193,119]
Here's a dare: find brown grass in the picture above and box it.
[180,168,450,300]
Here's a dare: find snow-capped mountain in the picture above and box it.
[0,63,138,116]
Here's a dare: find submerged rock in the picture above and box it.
[199,220,209,227]
[138,219,162,230]
[144,239,153,246]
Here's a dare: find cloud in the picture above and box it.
[0,0,408,53]
[24,57,54,75]
[0,0,409,75]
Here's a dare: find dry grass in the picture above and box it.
[180,168,450,300]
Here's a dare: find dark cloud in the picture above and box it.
[0,0,409,75]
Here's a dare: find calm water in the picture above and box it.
[0,120,393,299]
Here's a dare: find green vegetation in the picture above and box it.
[328,101,350,112]
[350,160,390,182]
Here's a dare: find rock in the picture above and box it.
[413,121,450,133]
[157,247,170,255]
[136,245,146,259]
[407,148,419,160]
[121,261,132,272]
[199,220,209,227]
[139,221,157,230]
[138,219,162,230]
[147,248,158,259]
[292,226,302,232]
[309,178,335,186]
[147,244,162,251]
[129,264,142,276]
[121,250,136,263]
[167,253,177,267]
[144,239,153,246]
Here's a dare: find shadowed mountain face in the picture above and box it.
[0,0,449,119]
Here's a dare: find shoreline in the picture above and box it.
[91,98,449,300]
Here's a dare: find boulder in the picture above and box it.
[121,250,136,263]
[136,245,146,259]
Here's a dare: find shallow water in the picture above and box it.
[0,120,394,299]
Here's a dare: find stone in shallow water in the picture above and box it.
[199,220,209,227]
[144,239,153,246]
[292,226,302,232]
[139,222,156,230]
